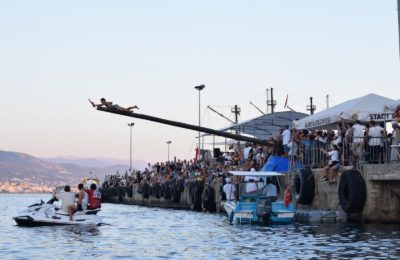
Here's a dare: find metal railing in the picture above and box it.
[294,136,400,169]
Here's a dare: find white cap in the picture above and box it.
[225,177,231,183]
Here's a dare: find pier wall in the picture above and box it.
[102,164,400,222]
[102,178,224,212]
[298,164,400,223]
[105,182,191,209]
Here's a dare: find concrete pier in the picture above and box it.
[297,164,400,223]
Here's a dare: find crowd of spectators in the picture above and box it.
[101,119,400,190]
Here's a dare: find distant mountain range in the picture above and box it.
[0,150,148,185]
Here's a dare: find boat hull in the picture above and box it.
[13,200,103,227]
[223,200,295,225]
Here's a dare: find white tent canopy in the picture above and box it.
[386,99,400,111]
[294,93,395,130]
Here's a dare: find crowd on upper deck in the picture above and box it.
[101,114,400,191]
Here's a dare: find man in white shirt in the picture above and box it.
[223,178,236,201]
[54,185,76,220]
[282,125,291,156]
[351,120,366,162]
[243,143,253,161]
[368,120,384,163]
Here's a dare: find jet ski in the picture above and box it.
[13,199,103,227]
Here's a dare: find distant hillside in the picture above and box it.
[0,150,132,185]
[42,156,148,171]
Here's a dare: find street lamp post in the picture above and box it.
[128,122,135,171]
[166,141,172,162]
[194,84,205,160]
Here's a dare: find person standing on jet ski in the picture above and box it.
[53,185,76,221]
[74,183,88,211]
[87,183,101,209]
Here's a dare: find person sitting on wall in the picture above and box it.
[88,98,139,112]
[321,145,340,184]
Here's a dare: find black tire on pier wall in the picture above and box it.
[142,183,150,199]
[99,188,107,202]
[118,187,124,202]
[112,187,117,197]
[179,179,185,192]
[154,183,161,198]
[201,186,216,212]
[338,170,367,213]
[294,168,315,205]
[127,186,133,198]
[164,182,172,200]
[220,184,226,201]
[189,186,197,211]
[189,181,204,211]
[172,183,181,203]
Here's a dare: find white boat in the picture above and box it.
[13,199,103,227]
[223,171,295,225]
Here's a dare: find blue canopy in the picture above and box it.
[261,156,303,173]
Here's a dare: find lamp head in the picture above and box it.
[194,85,205,91]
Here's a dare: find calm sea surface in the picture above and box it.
[1,194,400,259]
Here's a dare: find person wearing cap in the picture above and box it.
[223,177,236,201]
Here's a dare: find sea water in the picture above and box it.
[1,194,399,259]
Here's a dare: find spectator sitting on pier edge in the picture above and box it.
[321,145,340,184]
[88,98,139,112]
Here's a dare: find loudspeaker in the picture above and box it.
[213,148,221,158]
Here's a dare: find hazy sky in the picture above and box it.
[1,1,399,166]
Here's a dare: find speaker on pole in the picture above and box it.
[213,148,221,158]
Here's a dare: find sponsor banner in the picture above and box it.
[368,113,393,121]
[304,117,331,128]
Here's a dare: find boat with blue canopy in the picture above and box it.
[223,170,295,225]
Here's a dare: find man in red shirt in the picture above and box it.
[87,183,102,209]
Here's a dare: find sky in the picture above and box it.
[0,1,399,166]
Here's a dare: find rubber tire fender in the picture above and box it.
[154,183,161,198]
[294,168,315,205]
[172,183,181,203]
[118,187,124,202]
[127,186,133,198]
[142,183,150,199]
[338,170,367,213]
[164,182,172,200]
[201,186,216,212]
[189,183,198,211]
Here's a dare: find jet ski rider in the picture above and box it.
[87,183,101,209]
[53,185,76,221]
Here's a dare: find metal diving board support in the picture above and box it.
[96,107,274,147]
